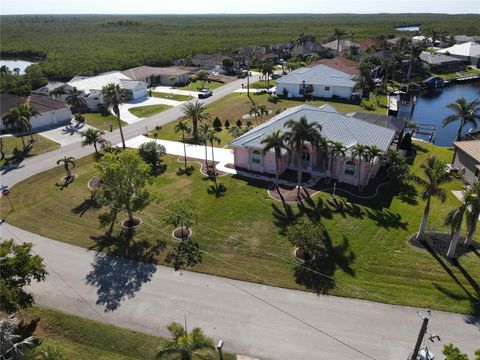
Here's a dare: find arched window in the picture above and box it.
[344,161,356,176]
[251,150,261,164]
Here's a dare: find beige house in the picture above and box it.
[121,66,190,86]
[453,140,480,184]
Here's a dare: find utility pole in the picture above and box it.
[411,317,429,360]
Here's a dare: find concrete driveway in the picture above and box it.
[40,122,97,147]
[117,96,185,124]
[151,86,200,97]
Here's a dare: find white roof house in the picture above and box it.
[276,64,357,100]
[437,42,480,58]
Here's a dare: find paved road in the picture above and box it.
[2,223,478,360]
[1,75,247,188]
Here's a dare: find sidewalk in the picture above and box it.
[117,96,184,124]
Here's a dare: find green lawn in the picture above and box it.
[129,105,172,118]
[83,113,127,132]
[249,80,276,89]
[178,80,225,91]
[20,307,234,360]
[2,141,479,315]
[432,67,480,80]
[156,92,389,145]
[1,134,59,166]
[152,92,192,101]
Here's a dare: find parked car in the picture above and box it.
[198,89,213,99]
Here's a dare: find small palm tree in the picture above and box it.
[156,322,214,360]
[0,315,36,360]
[249,105,261,124]
[102,83,128,149]
[334,28,348,56]
[411,156,452,240]
[283,116,322,198]
[182,101,210,144]
[364,145,383,180]
[19,102,40,143]
[464,181,480,246]
[206,129,221,177]
[199,123,211,172]
[261,129,290,189]
[351,143,368,190]
[80,128,106,154]
[444,203,467,259]
[174,120,191,171]
[65,87,86,113]
[328,140,346,183]
[2,106,31,150]
[57,156,76,180]
[258,104,270,123]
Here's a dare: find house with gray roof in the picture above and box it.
[276,64,357,99]
[229,104,396,187]
[419,51,467,72]
[121,65,190,86]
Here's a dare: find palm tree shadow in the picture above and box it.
[298,195,333,222]
[55,176,75,191]
[207,183,227,197]
[271,202,302,234]
[86,231,165,312]
[71,197,101,217]
[326,197,364,219]
[365,208,408,230]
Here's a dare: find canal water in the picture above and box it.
[0,59,37,74]
[411,81,480,147]
[395,25,421,32]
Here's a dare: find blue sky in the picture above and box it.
[1,0,479,15]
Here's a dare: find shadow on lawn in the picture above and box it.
[365,208,408,230]
[71,197,101,217]
[86,230,165,312]
[294,234,355,295]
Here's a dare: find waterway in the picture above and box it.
[411,81,480,147]
[0,59,37,74]
[395,25,421,32]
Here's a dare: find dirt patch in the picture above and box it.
[294,247,316,262]
[178,156,227,177]
[87,175,102,190]
[172,227,192,240]
[410,232,479,258]
[268,185,319,202]
[121,217,142,229]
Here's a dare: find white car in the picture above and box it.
[198,89,213,99]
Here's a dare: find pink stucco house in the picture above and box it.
[229,104,397,187]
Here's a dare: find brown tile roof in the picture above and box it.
[306,56,359,75]
[0,93,23,117]
[1,93,69,118]
[358,38,383,49]
[454,140,480,162]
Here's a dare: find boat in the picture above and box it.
[423,76,445,89]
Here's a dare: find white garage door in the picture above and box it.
[133,87,147,99]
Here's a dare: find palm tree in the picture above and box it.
[57,156,76,180]
[351,144,367,190]
[101,83,128,149]
[261,129,290,189]
[442,97,480,149]
[0,315,36,360]
[65,87,86,113]
[258,104,270,123]
[411,156,452,240]
[19,102,40,143]
[328,140,346,183]
[80,128,106,154]
[260,59,274,87]
[333,28,347,56]
[206,129,221,177]
[156,322,214,360]
[182,101,210,144]
[283,116,322,198]
[2,106,30,150]
[444,202,467,259]
[464,181,480,246]
[249,105,261,124]
[364,145,383,180]
[317,136,329,179]
[174,120,191,171]
[199,123,211,172]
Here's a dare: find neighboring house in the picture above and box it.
[229,104,396,187]
[65,71,148,110]
[453,140,480,184]
[306,56,359,78]
[32,81,67,96]
[275,64,357,99]
[121,66,190,86]
[346,112,407,145]
[437,42,480,67]
[323,39,360,55]
[454,35,480,44]
[191,52,229,70]
[238,45,278,62]
[0,93,72,132]
[358,38,384,51]
[419,51,467,72]
[290,41,331,59]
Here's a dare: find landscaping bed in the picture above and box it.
[178,156,228,177]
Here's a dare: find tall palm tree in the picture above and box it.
[206,129,221,177]
[174,120,191,171]
[444,202,467,259]
[411,156,452,240]
[19,102,40,143]
[364,145,383,180]
[156,322,214,360]
[261,129,290,189]
[333,28,347,56]
[328,140,346,183]
[101,83,128,149]
[351,143,367,190]
[80,128,106,154]
[283,116,322,198]
[2,106,30,150]
[199,123,211,172]
[57,156,76,180]
[65,87,86,113]
[260,59,274,87]
[442,97,480,148]
[464,181,480,246]
[182,101,210,144]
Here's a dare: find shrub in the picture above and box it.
[246,120,252,127]
[74,112,85,123]
[287,220,326,260]
[360,100,376,111]
[138,141,167,175]
[213,117,222,131]
[224,119,230,128]
[236,119,242,127]
[399,133,413,152]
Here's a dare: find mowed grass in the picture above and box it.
[129,104,172,118]
[156,92,389,145]
[1,134,59,165]
[83,112,127,132]
[20,307,234,360]
[178,80,224,91]
[2,141,479,314]
[152,92,192,101]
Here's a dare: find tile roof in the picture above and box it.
[323,39,359,52]
[276,64,356,87]
[437,42,480,57]
[306,56,359,75]
[0,93,23,117]
[67,71,138,93]
[419,51,465,65]
[1,93,69,117]
[121,65,190,80]
[454,140,480,162]
[229,104,396,155]
[346,112,407,134]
